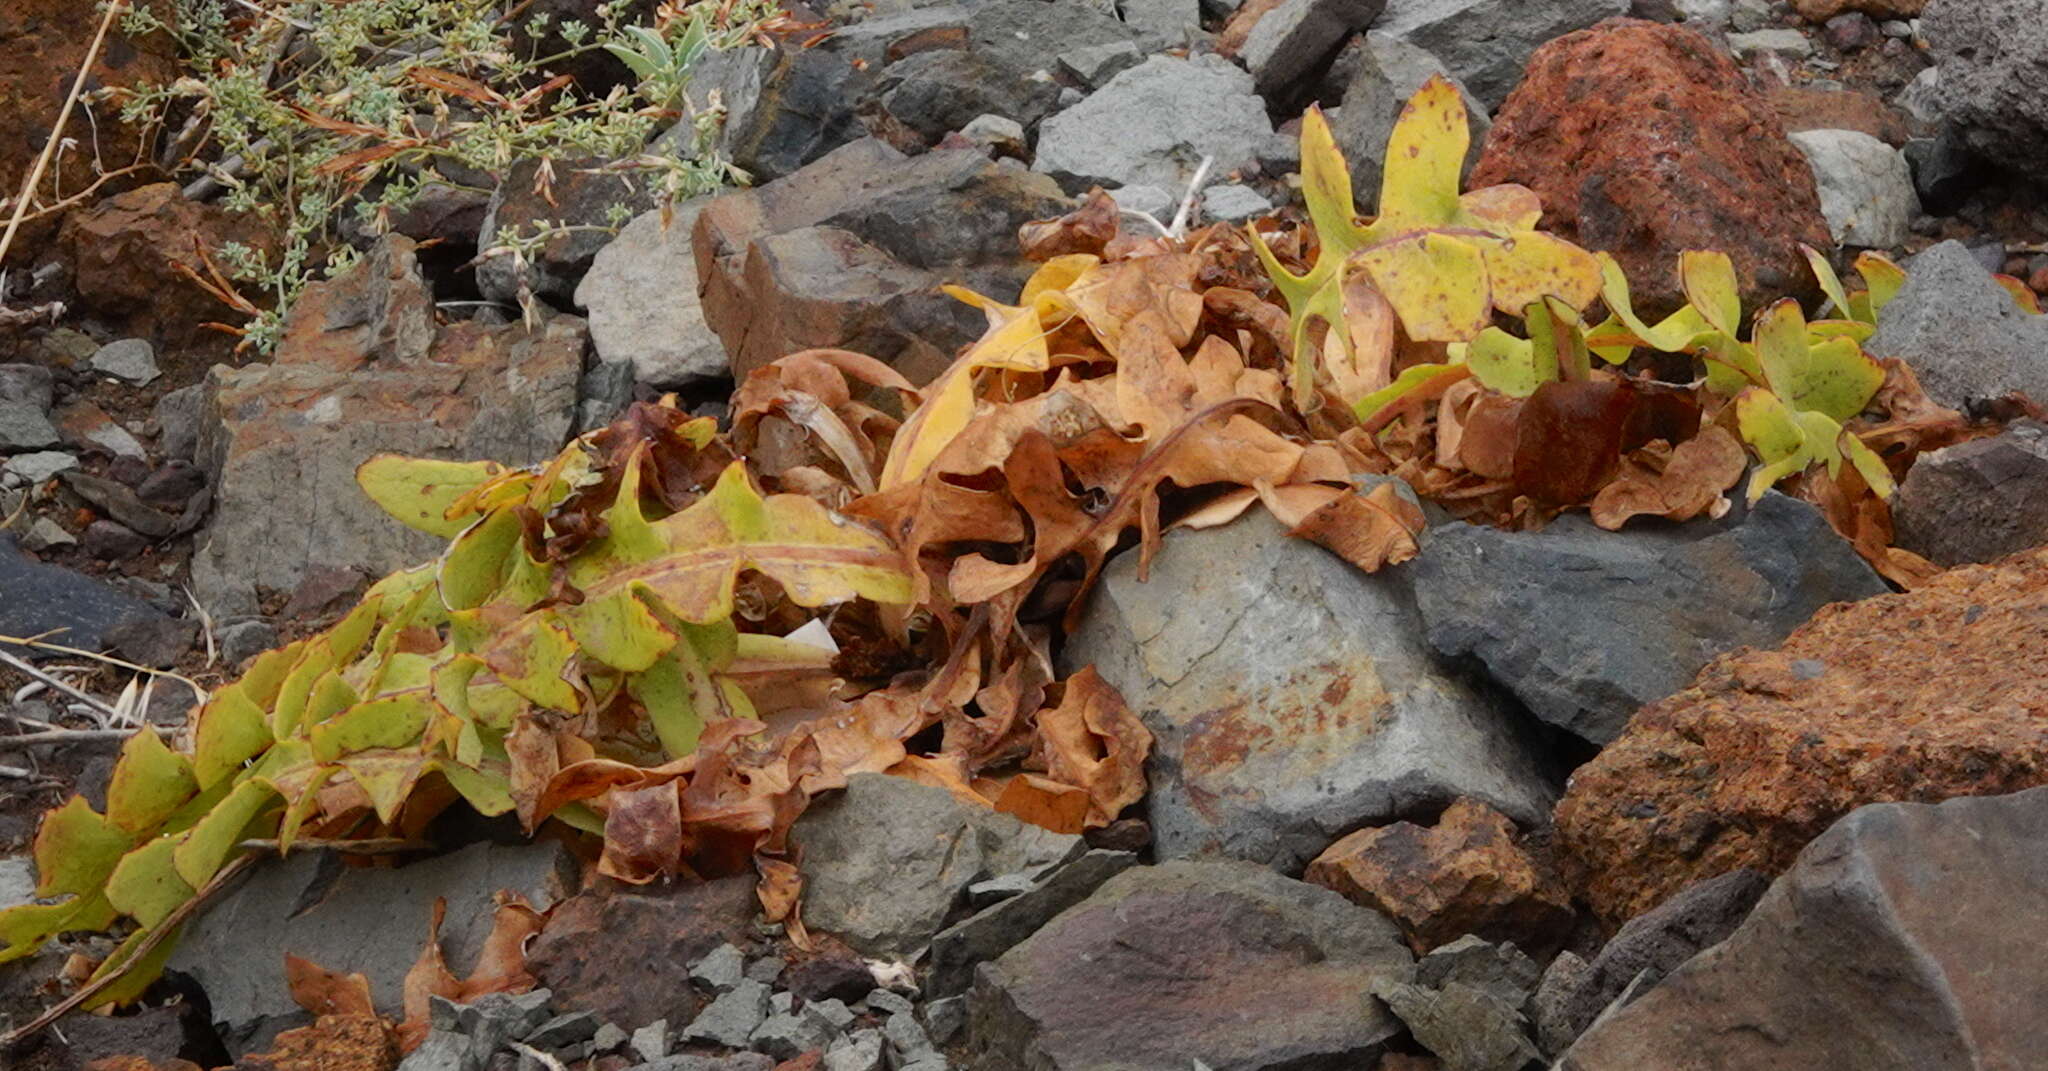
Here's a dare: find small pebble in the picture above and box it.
[866,989,915,1017]
[689,943,746,993]
[87,339,160,386]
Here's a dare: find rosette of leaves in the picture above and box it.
[0,407,913,999]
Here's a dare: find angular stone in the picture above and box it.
[88,338,160,386]
[1471,18,1833,319]
[1563,787,2048,1069]
[1407,493,1885,745]
[682,979,772,1048]
[3,450,77,486]
[1531,951,1596,1057]
[0,363,59,451]
[1870,240,2048,410]
[1308,798,1576,955]
[528,874,758,1032]
[1375,980,1540,1071]
[872,49,1061,147]
[926,849,1136,998]
[56,400,147,460]
[1556,547,2048,923]
[823,1030,885,1071]
[18,516,74,553]
[1033,55,1275,193]
[1239,0,1385,98]
[969,860,1414,1070]
[1893,420,2048,566]
[783,956,875,1005]
[1056,41,1145,88]
[1199,183,1271,223]
[1414,936,1542,1009]
[476,160,662,306]
[751,1009,837,1060]
[679,46,866,185]
[576,202,727,388]
[1063,508,1556,871]
[1376,0,1630,110]
[1923,0,2048,176]
[788,773,1081,958]
[1791,0,1921,18]
[1768,86,1912,146]
[0,533,171,658]
[1788,128,1917,249]
[688,942,747,994]
[59,183,271,356]
[1121,0,1202,46]
[1331,33,1490,207]
[1725,27,1814,57]
[190,236,580,614]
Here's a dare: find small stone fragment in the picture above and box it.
[864,989,914,1018]
[690,944,746,993]
[3,450,78,486]
[921,995,965,1045]
[1374,980,1541,1071]
[783,957,874,1005]
[1200,184,1271,223]
[89,339,161,386]
[683,979,771,1048]
[746,956,786,985]
[804,999,856,1031]
[822,1030,885,1071]
[218,618,280,666]
[750,1009,837,1060]
[1415,936,1542,1009]
[632,1018,669,1062]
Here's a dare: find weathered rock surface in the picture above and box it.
[190,236,580,614]
[1239,0,1386,99]
[0,534,172,658]
[1922,0,2048,176]
[1063,508,1556,872]
[1032,55,1275,193]
[1407,493,1886,745]
[1893,421,2048,566]
[59,183,272,355]
[926,849,1136,998]
[969,860,1414,1070]
[576,202,728,388]
[1330,33,1490,207]
[1870,240,2048,409]
[1307,798,1576,955]
[788,773,1081,958]
[1792,0,1921,19]
[1788,128,1917,249]
[0,363,60,451]
[1471,18,1832,319]
[694,140,1066,385]
[1564,788,2048,1069]
[1768,86,1913,146]
[681,45,866,184]
[1556,548,2048,923]
[528,875,760,1031]
[476,160,663,306]
[1375,979,1540,1071]
[1375,0,1630,110]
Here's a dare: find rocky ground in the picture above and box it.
[6,0,2048,1068]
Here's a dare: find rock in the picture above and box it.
[1199,183,1271,222]
[969,860,1415,1070]
[1921,0,2048,175]
[1788,129,1917,248]
[1562,787,2048,1068]
[871,50,1061,148]
[1821,11,1879,49]
[681,979,772,1048]
[751,1010,837,1060]
[169,842,579,1054]
[3,450,78,486]
[1121,0,1203,47]
[1530,952,1596,1057]
[1792,0,1922,18]
[1375,981,1540,1071]
[1032,55,1275,193]
[783,957,875,1006]
[0,856,32,907]
[82,519,149,561]
[788,773,1081,958]
[1726,27,1814,56]
[1869,240,2048,409]
[1056,42,1145,88]
[1063,507,1555,870]
[693,140,1066,385]
[921,996,964,1045]
[1407,493,1886,745]
[189,236,580,615]
[1901,132,1979,212]
[1238,0,1386,99]
[60,183,271,355]
[1414,936,1542,1009]
[0,534,171,658]
[632,1019,670,1062]
[1374,0,1631,110]
[1768,86,1912,146]
[529,1011,601,1049]
[154,385,205,463]
[1307,798,1576,955]
[1555,547,2048,923]
[19,516,75,552]
[1895,65,1942,125]
[867,989,915,1017]
[883,1012,939,1066]
[0,364,60,451]
[807,999,857,1032]
[925,849,1137,998]
[1729,0,1771,30]
[1471,19,1833,319]
[679,46,865,185]
[823,1030,885,1071]
[136,460,206,512]
[1894,421,2048,565]
[476,160,663,307]
[957,114,1026,158]
[575,203,727,389]
[87,339,160,386]
[56,401,147,460]
[689,943,747,994]
[1536,869,1768,1053]
[1331,33,1491,207]
[1107,184,1173,222]
[528,874,758,1031]
[1629,0,1731,24]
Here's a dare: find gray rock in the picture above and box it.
[824,1029,886,1071]
[169,842,579,1054]
[477,159,662,306]
[1901,130,1978,211]
[746,956,785,985]
[632,1018,669,1062]
[1062,507,1556,871]
[0,855,33,907]
[594,1023,630,1052]
[1375,0,1630,110]
[681,978,772,1048]
[1629,0,1730,24]
[872,50,1062,147]
[922,994,966,1044]
[154,384,206,463]
[1376,980,1541,1071]
[806,998,857,1031]
[18,516,74,552]
[0,364,60,452]
[1200,183,1272,223]
[866,989,915,1017]
[1240,0,1385,98]
[575,203,728,389]
[2,450,77,486]
[1415,936,1542,1009]
[459,989,557,1056]
[1726,27,1814,58]
[789,773,1082,957]
[1107,184,1174,222]
[88,338,160,385]
[398,1029,477,1071]
[0,533,171,659]
[1330,33,1490,209]
[958,114,1026,157]
[577,352,635,434]
[1896,65,1943,126]
[966,870,1042,906]
[1407,493,1888,745]
[970,860,1414,1070]
[1870,239,2048,409]
[770,990,794,1016]
[1033,55,1275,192]
[1056,41,1145,89]
[528,1011,602,1049]
[689,943,747,993]
[1728,0,1769,31]
[884,1011,940,1066]
[678,45,866,185]
[927,849,1137,998]
[1563,787,2048,1068]
[751,1009,838,1060]
[1894,420,2048,566]
[1789,129,1918,249]
[1923,0,2048,176]
[634,1056,776,1071]
[1120,0,1203,47]
[218,618,279,666]
[1531,951,1596,1057]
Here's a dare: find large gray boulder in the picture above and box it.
[1240,0,1386,99]
[969,860,1415,1071]
[1375,0,1631,111]
[1894,420,2048,567]
[1563,787,2048,1069]
[1330,32,1491,209]
[1032,55,1275,192]
[1406,493,1888,745]
[1923,0,2048,175]
[575,202,728,389]
[1788,128,1918,250]
[1062,505,1556,873]
[1870,239,2048,410]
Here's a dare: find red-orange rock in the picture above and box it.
[59,182,273,358]
[1471,19,1831,319]
[1769,86,1915,146]
[1791,0,1923,22]
[1306,798,1575,954]
[1556,549,2048,924]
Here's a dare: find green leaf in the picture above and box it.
[337,750,432,825]
[356,456,509,538]
[440,506,528,611]
[310,694,437,762]
[1683,250,1742,336]
[628,619,736,758]
[83,923,183,1010]
[106,731,198,836]
[0,893,116,964]
[33,797,133,898]
[1461,328,1547,397]
[105,837,196,929]
[1374,77,1469,232]
[1355,362,1463,422]
[1353,233,1493,342]
[1803,244,1853,323]
[171,779,274,889]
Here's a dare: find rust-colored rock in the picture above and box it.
[1556,549,2048,924]
[236,1016,398,1071]
[1471,19,1831,319]
[1306,798,1575,954]
[59,182,273,358]
[527,874,760,1031]
[1769,86,1915,146]
[1791,0,1923,22]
